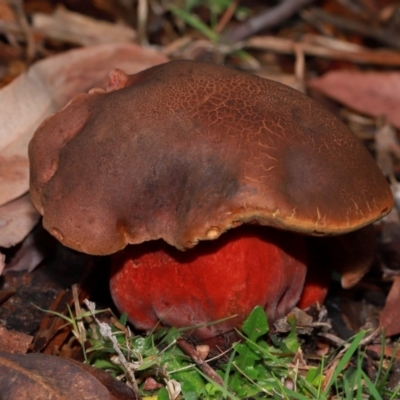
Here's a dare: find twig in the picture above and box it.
[244,34,400,66]
[360,328,383,346]
[9,0,36,61]
[84,299,140,397]
[318,332,346,347]
[176,338,225,387]
[301,8,400,51]
[72,284,86,346]
[137,0,148,46]
[215,0,240,34]
[224,0,316,43]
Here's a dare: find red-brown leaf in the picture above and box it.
[308,71,400,128]
[0,352,114,399]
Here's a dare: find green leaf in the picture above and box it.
[157,387,169,400]
[242,306,269,342]
[172,368,206,397]
[283,314,300,352]
[118,312,128,326]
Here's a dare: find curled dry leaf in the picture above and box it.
[380,275,400,336]
[67,359,137,400]
[0,194,40,248]
[308,71,400,129]
[0,352,113,399]
[0,253,4,275]
[32,6,136,47]
[4,227,50,273]
[375,121,400,179]
[0,42,168,208]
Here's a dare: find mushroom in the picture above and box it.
[29,60,393,339]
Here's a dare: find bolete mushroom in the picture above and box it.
[29,60,393,339]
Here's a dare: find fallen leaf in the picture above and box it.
[0,326,32,354]
[0,0,14,22]
[367,344,400,360]
[0,42,168,208]
[0,352,114,399]
[380,275,400,336]
[4,227,52,273]
[273,307,313,335]
[68,359,138,400]
[32,6,136,46]
[0,194,40,248]
[0,253,4,275]
[308,71,400,129]
[375,121,400,179]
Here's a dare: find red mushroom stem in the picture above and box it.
[110,226,325,340]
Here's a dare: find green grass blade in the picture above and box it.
[323,330,366,394]
[361,370,383,400]
[169,6,219,41]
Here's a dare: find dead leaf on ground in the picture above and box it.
[0,253,4,275]
[0,352,114,399]
[0,0,14,21]
[0,42,168,208]
[367,344,400,360]
[308,71,400,129]
[0,194,40,248]
[68,359,138,400]
[0,326,32,354]
[32,6,137,47]
[4,227,52,273]
[375,120,400,180]
[380,275,400,336]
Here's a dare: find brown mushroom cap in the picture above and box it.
[29,60,393,255]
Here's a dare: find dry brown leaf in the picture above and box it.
[375,121,400,179]
[308,71,400,129]
[0,327,32,354]
[0,42,168,208]
[0,194,40,248]
[0,0,14,22]
[32,6,136,46]
[367,344,400,360]
[380,275,400,336]
[4,227,50,273]
[67,359,138,400]
[0,253,4,275]
[0,352,113,399]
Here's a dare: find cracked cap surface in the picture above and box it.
[29,60,393,255]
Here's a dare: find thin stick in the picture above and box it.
[244,35,400,66]
[177,338,225,387]
[215,0,240,34]
[9,0,36,61]
[137,0,148,46]
[225,0,316,43]
[84,299,140,397]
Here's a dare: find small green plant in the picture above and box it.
[168,0,250,41]
[41,302,399,399]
